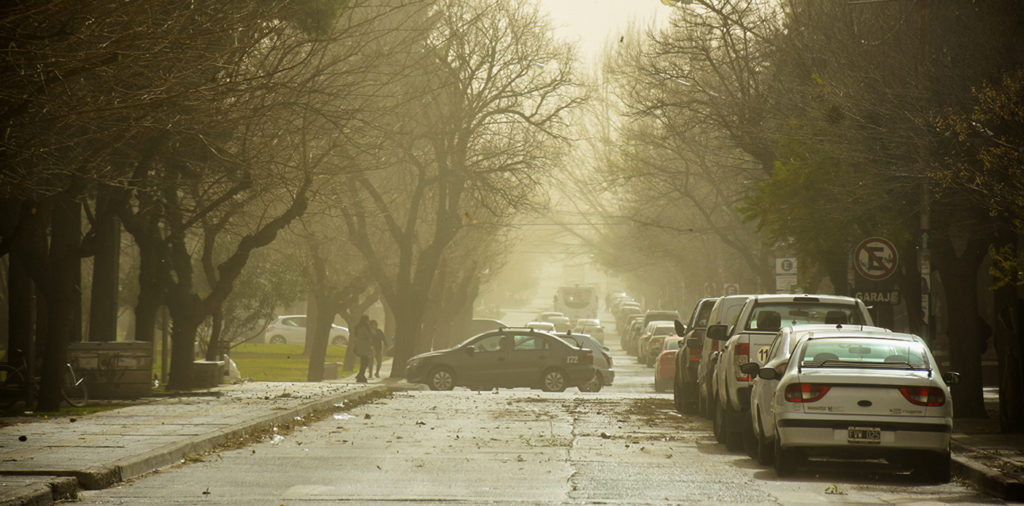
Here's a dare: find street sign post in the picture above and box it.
[775,257,798,293]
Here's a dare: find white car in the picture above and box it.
[573,318,605,344]
[709,294,872,451]
[526,321,556,333]
[743,327,958,482]
[264,315,349,345]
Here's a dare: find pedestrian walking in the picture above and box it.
[353,315,372,383]
[370,319,387,378]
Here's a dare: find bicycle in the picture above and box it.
[0,351,88,409]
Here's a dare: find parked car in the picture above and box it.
[743,324,892,465]
[673,297,719,413]
[405,328,597,392]
[742,327,958,482]
[709,294,873,451]
[538,311,565,323]
[654,337,682,392]
[640,321,679,366]
[556,332,614,392]
[573,318,605,344]
[264,315,349,345]
[526,321,556,333]
[643,309,680,329]
[621,315,645,354]
[695,295,752,417]
[467,318,507,338]
[548,315,572,333]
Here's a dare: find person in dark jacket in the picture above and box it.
[353,315,372,383]
[369,319,387,378]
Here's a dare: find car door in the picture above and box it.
[506,333,556,387]
[459,333,512,387]
[758,331,793,432]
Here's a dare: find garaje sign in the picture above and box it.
[854,237,898,281]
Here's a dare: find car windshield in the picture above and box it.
[800,338,930,369]
[664,339,681,350]
[745,303,864,331]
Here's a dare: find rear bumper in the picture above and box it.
[598,368,615,385]
[777,414,951,453]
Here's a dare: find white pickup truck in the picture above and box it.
[708,294,873,452]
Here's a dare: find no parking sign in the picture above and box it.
[854,237,898,281]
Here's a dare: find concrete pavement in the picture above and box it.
[0,378,396,505]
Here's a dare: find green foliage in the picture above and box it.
[989,244,1024,290]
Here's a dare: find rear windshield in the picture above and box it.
[653,326,675,336]
[745,303,865,331]
[664,339,681,350]
[800,338,930,369]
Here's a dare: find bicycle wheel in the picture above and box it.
[0,364,29,409]
[61,364,88,407]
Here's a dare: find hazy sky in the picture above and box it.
[538,0,672,68]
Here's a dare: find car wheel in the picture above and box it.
[718,402,742,451]
[742,416,758,458]
[697,388,707,417]
[269,335,286,345]
[427,368,455,391]
[331,335,348,346]
[578,374,602,392]
[541,369,568,392]
[773,430,800,477]
[913,451,951,483]
[712,397,723,442]
[755,415,773,466]
[680,383,698,415]
[672,374,685,413]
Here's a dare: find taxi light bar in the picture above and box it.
[899,386,945,406]
[784,382,831,402]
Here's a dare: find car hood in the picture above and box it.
[409,349,454,361]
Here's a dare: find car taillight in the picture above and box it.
[734,342,750,382]
[899,386,945,406]
[688,347,701,362]
[784,383,831,402]
[601,351,612,366]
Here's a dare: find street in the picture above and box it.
[74,340,999,504]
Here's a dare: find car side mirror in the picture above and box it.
[674,320,687,336]
[739,362,759,375]
[942,371,960,385]
[706,324,729,340]
[686,337,701,349]
[758,368,779,380]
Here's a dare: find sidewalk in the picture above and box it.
[0,376,396,506]
[951,389,1024,501]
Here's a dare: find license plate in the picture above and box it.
[847,426,881,444]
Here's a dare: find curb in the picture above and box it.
[952,453,1024,501]
[0,476,77,506]
[88,383,392,489]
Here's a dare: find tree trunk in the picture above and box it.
[306,293,335,382]
[88,206,120,342]
[134,242,163,342]
[934,233,988,418]
[167,297,201,390]
[37,197,81,412]
[7,250,34,368]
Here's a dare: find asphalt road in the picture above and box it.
[74,341,998,505]
[74,277,999,504]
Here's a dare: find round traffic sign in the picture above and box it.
[854,237,898,281]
